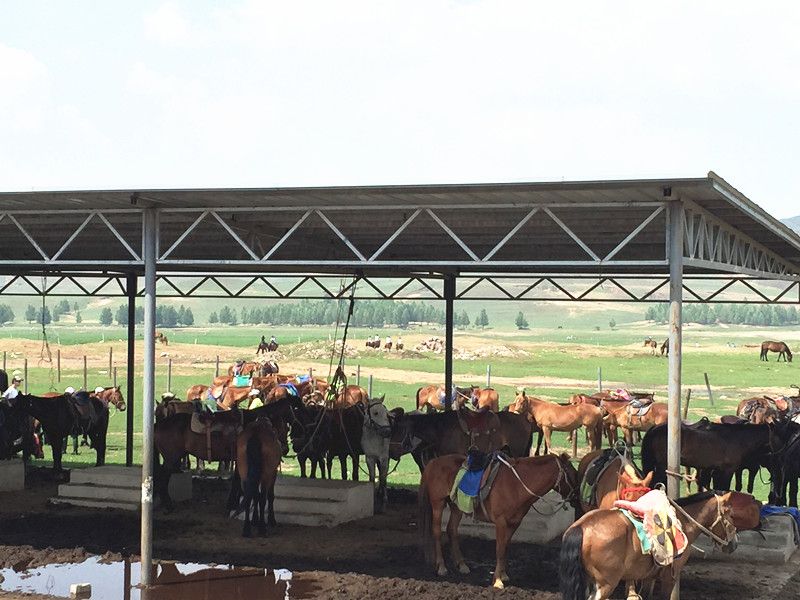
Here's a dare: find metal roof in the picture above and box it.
[0,171,798,279]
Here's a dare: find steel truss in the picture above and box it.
[1,272,798,304]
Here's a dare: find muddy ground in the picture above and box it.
[1,469,800,600]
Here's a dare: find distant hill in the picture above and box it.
[782,215,800,234]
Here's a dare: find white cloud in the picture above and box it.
[143,2,198,46]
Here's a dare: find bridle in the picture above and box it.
[362,400,392,438]
[668,494,737,548]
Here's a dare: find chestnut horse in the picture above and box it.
[510,390,603,454]
[155,332,168,346]
[576,447,653,514]
[560,492,737,600]
[420,452,578,588]
[760,340,793,362]
[643,338,657,355]
[614,402,668,446]
[416,385,476,411]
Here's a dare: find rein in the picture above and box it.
[495,454,574,516]
[667,495,736,548]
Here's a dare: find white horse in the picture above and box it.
[359,395,392,513]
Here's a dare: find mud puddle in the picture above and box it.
[0,557,319,599]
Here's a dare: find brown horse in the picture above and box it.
[90,386,127,411]
[228,362,261,377]
[230,418,286,537]
[761,340,793,362]
[420,452,578,588]
[660,338,669,356]
[577,447,653,514]
[155,332,168,346]
[416,384,477,411]
[736,397,780,424]
[643,338,658,355]
[510,389,603,454]
[614,402,668,446]
[560,492,737,600]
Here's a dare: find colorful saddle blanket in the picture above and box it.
[614,489,688,566]
[449,452,502,515]
[279,382,300,397]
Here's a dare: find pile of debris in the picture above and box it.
[413,337,447,353]
[455,345,530,360]
[291,340,359,360]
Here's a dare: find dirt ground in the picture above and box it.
[2,469,800,600]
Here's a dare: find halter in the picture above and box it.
[363,400,392,437]
[668,494,737,548]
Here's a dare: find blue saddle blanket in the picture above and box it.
[279,383,300,397]
[457,454,486,497]
[296,375,310,384]
[761,505,800,544]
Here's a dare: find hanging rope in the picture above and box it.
[325,276,357,404]
[38,274,57,392]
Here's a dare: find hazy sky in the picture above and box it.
[1,1,799,218]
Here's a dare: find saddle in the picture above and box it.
[449,451,503,516]
[580,449,617,507]
[67,393,98,432]
[627,397,653,417]
[278,382,301,397]
[614,489,688,566]
[190,410,243,460]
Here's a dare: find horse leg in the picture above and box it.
[431,501,448,576]
[366,455,378,513]
[226,471,241,513]
[543,427,552,454]
[267,477,277,527]
[241,491,253,537]
[52,437,64,473]
[378,455,388,513]
[257,483,268,536]
[72,435,79,454]
[339,455,347,480]
[735,468,744,492]
[299,455,308,478]
[446,507,469,575]
[492,518,516,588]
[625,580,642,600]
[747,467,757,495]
[533,430,543,456]
[790,476,798,509]
[352,454,360,482]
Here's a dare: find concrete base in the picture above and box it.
[236,475,374,527]
[0,459,25,492]
[50,466,193,511]
[442,490,574,544]
[692,515,798,563]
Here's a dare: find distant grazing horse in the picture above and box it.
[644,338,658,355]
[229,418,287,537]
[661,338,669,356]
[510,390,603,454]
[15,392,109,471]
[155,332,168,346]
[576,447,653,515]
[389,409,505,471]
[560,492,737,600]
[761,340,793,362]
[420,452,578,588]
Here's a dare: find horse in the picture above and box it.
[256,341,269,355]
[155,332,168,346]
[761,340,793,362]
[267,340,279,352]
[259,360,280,376]
[641,420,780,491]
[420,452,578,588]
[0,402,38,460]
[509,389,603,454]
[229,418,287,537]
[614,402,668,446]
[228,362,261,377]
[769,421,800,507]
[359,395,393,512]
[736,397,781,424]
[576,446,653,515]
[643,338,658,355]
[497,409,540,457]
[660,338,669,356]
[416,384,479,412]
[384,341,393,351]
[290,403,330,479]
[333,384,369,408]
[396,341,404,351]
[560,491,737,600]
[389,409,506,472]
[365,339,380,349]
[14,392,109,471]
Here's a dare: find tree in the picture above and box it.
[162,306,179,327]
[75,311,82,324]
[52,310,60,322]
[788,306,799,324]
[0,304,14,325]
[478,309,489,328]
[115,305,129,326]
[57,299,71,314]
[177,305,186,325]
[135,306,144,324]
[609,318,617,329]
[25,304,36,323]
[219,306,233,324]
[514,311,529,330]
[99,307,113,326]
[73,302,79,312]
[37,306,52,325]
[182,307,194,326]
[208,311,218,324]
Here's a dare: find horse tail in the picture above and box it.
[559,526,587,600]
[240,433,262,511]
[415,387,424,410]
[418,473,434,565]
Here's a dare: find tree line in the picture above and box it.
[645,303,799,326]
[102,304,194,327]
[25,300,80,324]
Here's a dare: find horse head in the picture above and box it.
[554,453,581,511]
[106,386,126,411]
[363,395,392,438]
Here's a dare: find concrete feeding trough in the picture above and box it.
[692,514,799,563]
[69,582,91,598]
[0,459,25,492]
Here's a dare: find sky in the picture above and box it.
[1,1,799,218]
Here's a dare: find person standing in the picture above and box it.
[1,371,23,405]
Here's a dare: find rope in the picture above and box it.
[38,274,57,392]
[667,495,734,547]
[495,454,573,516]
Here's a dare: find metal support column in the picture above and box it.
[140,209,157,586]
[667,199,684,501]
[444,275,456,410]
[125,273,136,467]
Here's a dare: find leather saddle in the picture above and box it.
[68,393,97,424]
[627,398,653,417]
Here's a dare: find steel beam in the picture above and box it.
[140,209,157,586]
[125,274,136,467]
[444,275,456,410]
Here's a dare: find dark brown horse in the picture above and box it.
[389,409,505,471]
[660,338,669,356]
[761,340,793,362]
[229,418,287,537]
[560,492,737,600]
[420,452,578,588]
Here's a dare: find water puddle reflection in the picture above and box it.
[0,557,319,599]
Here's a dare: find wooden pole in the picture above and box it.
[486,364,491,388]
[167,358,172,392]
[113,367,118,389]
[356,365,361,386]
[109,347,113,380]
[57,348,61,382]
[23,358,28,394]
[571,430,578,458]
[215,355,220,377]
[704,373,714,407]
[682,388,692,420]
[598,367,602,392]
[83,355,87,390]
[368,374,373,397]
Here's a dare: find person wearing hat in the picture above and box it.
[1,371,23,405]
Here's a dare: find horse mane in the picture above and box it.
[674,491,717,507]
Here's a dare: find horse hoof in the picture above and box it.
[436,565,448,577]
[458,563,470,575]
[492,579,505,590]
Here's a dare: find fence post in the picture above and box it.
[109,347,113,380]
[368,374,373,397]
[703,373,714,407]
[356,365,361,386]
[2,350,5,371]
[308,367,313,380]
[486,364,491,388]
[23,358,28,394]
[683,388,692,420]
[83,355,87,390]
[597,367,602,392]
[113,367,118,389]
[571,429,578,458]
[215,355,220,377]
[57,349,61,382]
[167,358,172,392]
